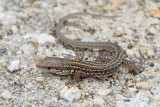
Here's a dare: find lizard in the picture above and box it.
[36,12,143,82]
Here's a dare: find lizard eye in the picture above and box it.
[47,67,52,70]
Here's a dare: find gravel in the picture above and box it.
[0,0,160,106]
[7,60,20,72]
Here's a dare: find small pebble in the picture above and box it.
[136,82,152,90]
[133,16,142,27]
[11,25,18,33]
[128,87,137,93]
[115,27,125,37]
[1,12,17,26]
[94,97,105,107]
[149,76,155,79]
[141,49,147,56]
[116,94,124,100]
[35,77,44,83]
[1,48,7,53]
[148,27,157,35]
[149,62,154,67]
[149,18,160,25]
[126,49,134,57]
[1,91,12,100]
[56,0,68,4]
[98,89,112,96]
[64,34,77,40]
[147,50,154,57]
[134,51,141,58]
[71,103,82,107]
[20,44,35,53]
[7,60,20,72]
[154,68,159,72]
[7,51,12,57]
[153,48,158,53]
[60,85,81,102]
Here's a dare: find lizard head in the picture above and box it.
[36,57,63,70]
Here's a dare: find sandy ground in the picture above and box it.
[0,0,160,106]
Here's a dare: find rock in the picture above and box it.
[1,91,12,100]
[147,50,154,57]
[60,85,81,102]
[71,103,82,107]
[134,51,141,58]
[116,92,149,107]
[64,34,77,40]
[126,49,134,57]
[53,45,76,57]
[11,25,18,33]
[148,27,157,35]
[128,87,137,93]
[136,82,152,90]
[125,29,133,36]
[149,62,154,67]
[94,97,105,107]
[56,0,68,4]
[154,68,159,72]
[115,27,125,37]
[97,0,104,6]
[1,48,7,53]
[153,48,158,53]
[35,77,44,83]
[149,18,160,25]
[1,12,17,26]
[20,44,35,53]
[149,76,155,79]
[133,17,142,27]
[7,60,20,72]
[23,33,55,45]
[24,83,33,89]
[141,49,147,57]
[116,94,124,100]
[98,89,112,96]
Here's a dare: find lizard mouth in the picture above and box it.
[45,67,62,70]
[36,65,62,71]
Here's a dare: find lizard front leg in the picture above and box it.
[65,70,82,85]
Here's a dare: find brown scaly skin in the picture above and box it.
[36,57,143,82]
[37,12,143,82]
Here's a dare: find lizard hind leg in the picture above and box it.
[122,59,143,75]
[65,70,82,86]
[73,70,82,82]
[122,49,145,75]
